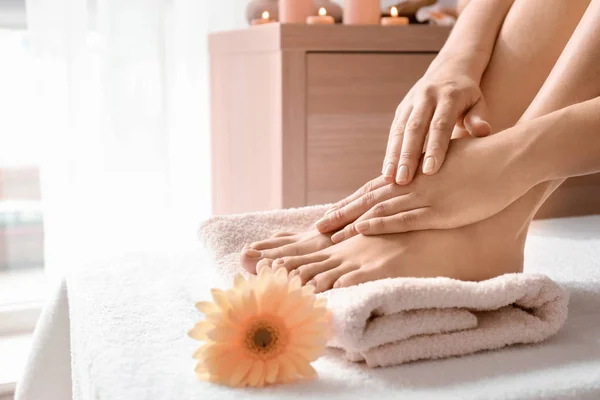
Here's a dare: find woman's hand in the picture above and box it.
[317,133,538,242]
[383,58,491,185]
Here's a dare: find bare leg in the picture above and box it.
[259,0,600,292]
[241,0,590,274]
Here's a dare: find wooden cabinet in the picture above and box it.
[209,23,600,219]
[209,24,447,214]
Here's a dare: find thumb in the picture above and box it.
[463,97,491,137]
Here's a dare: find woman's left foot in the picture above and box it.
[256,215,525,293]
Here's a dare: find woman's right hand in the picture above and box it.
[382,59,491,185]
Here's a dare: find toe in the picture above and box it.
[261,241,310,261]
[334,267,381,289]
[309,264,358,293]
[250,236,295,251]
[275,252,328,273]
[272,231,295,238]
[256,258,274,274]
[292,259,339,285]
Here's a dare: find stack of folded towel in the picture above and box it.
[199,205,568,367]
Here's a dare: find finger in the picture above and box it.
[422,100,461,175]
[463,97,491,137]
[330,193,415,243]
[322,176,388,220]
[382,104,413,182]
[355,208,431,235]
[396,98,435,184]
[317,184,399,234]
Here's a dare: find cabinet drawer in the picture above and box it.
[306,53,435,204]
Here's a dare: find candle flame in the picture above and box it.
[262,11,269,20]
[391,6,398,17]
[318,7,327,16]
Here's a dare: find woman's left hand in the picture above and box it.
[316,133,537,243]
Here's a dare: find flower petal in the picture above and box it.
[233,273,246,289]
[276,354,298,383]
[228,357,253,387]
[287,351,317,379]
[288,275,302,291]
[195,301,218,314]
[188,321,212,341]
[245,360,265,387]
[265,358,279,384]
[301,285,316,296]
[277,289,302,316]
[211,288,231,311]
[206,326,239,343]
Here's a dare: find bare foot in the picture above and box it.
[240,229,335,274]
[257,213,526,293]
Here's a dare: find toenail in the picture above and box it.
[274,258,283,265]
[333,281,341,289]
[245,248,262,258]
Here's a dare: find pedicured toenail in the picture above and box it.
[245,248,262,258]
[274,258,283,265]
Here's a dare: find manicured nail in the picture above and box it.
[324,206,337,216]
[316,218,330,231]
[423,157,435,174]
[333,281,341,288]
[396,165,409,183]
[355,221,370,233]
[245,248,262,258]
[331,230,344,243]
[382,163,395,177]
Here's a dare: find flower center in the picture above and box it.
[244,317,287,359]
[253,327,274,349]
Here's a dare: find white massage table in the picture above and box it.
[15,216,600,400]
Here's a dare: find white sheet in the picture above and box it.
[16,216,600,400]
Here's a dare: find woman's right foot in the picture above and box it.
[240,229,335,274]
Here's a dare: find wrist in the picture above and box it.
[432,48,490,81]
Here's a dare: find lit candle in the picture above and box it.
[307,7,335,25]
[381,7,409,26]
[251,10,275,25]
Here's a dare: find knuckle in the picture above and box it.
[425,143,445,156]
[372,202,387,216]
[362,179,375,194]
[400,151,417,162]
[330,209,344,223]
[442,86,460,100]
[385,150,401,161]
[398,212,416,226]
[391,125,405,138]
[360,191,376,209]
[406,120,425,132]
[430,117,452,132]
[423,85,436,98]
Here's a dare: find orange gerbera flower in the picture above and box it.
[188,267,331,388]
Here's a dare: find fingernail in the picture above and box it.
[324,206,337,216]
[423,157,435,174]
[331,230,344,243]
[245,248,262,258]
[316,218,330,231]
[382,163,395,177]
[333,281,341,288]
[355,221,370,232]
[396,165,409,183]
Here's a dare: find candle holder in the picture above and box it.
[315,0,342,23]
[246,0,279,25]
